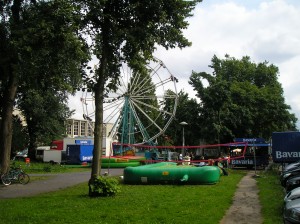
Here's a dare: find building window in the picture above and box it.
[88,123,94,137]
[65,120,74,137]
[81,122,86,136]
[67,122,72,136]
[74,121,79,136]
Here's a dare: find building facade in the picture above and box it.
[65,119,114,139]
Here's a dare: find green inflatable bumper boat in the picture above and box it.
[124,162,221,184]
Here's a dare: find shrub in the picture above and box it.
[88,175,121,197]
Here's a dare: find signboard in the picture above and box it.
[75,140,92,145]
[272,132,300,163]
[230,156,269,167]
[234,138,266,143]
[231,158,254,166]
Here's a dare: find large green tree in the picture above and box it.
[18,89,73,159]
[189,54,297,144]
[79,0,202,188]
[163,90,201,146]
[11,114,29,157]
[0,0,89,173]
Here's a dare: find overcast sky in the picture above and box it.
[69,0,300,128]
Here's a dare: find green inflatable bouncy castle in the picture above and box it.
[124,162,221,185]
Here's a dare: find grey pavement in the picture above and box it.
[0,168,124,199]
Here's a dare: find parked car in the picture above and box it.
[283,198,300,224]
[13,148,28,161]
[285,187,300,203]
[286,175,300,192]
[281,168,300,187]
[284,161,300,172]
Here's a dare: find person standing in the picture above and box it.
[179,153,183,161]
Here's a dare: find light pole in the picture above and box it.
[179,121,188,156]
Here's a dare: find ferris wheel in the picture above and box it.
[81,58,178,145]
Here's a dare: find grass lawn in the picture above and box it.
[0,167,285,224]
[0,169,245,224]
[11,161,91,174]
[256,167,285,224]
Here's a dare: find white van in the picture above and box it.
[35,146,50,160]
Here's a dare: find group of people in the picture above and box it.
[206,155,230,168]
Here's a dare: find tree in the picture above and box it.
[11,114,29,158]
[189,55,297,144]
[163,90,201,146]
[79,0,202,193]
[18,89,73,159]
[0,0,89,173]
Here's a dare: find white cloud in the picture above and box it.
[152,0,300,126]
[69,0,300,127]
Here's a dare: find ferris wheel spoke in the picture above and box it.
[132,95,158,100]
[130,100,163,133]
[133,86,156,97]
[103,98,124,111]
[154,78,173,88]
[133,76,173,97]
[107,114,122,138]
[130,77,152,96]
[119,76,130,95]
[130,66,158,95]
[104,90,125,101]
[128,101,154,142]
[104,103,123,124]
[120,64,130,87]
[126,65,145,94]
[103,96,125,121]
[136,74,153,92]
[149,59,165,76]
[131,97,172,117]
[130,73,143,93]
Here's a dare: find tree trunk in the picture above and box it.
[26,118,38,160]
[90,60,107,179]
[89,64,106,196]
[0,67,18,174]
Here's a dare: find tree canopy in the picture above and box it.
[18,88,73,158]
[0,0,89,173]
[189,54,297,144]
[162,90,201,146]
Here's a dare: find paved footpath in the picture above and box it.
[220,171,262,224]
[0,168,124,199]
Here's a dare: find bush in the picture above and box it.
[88,175,121,197]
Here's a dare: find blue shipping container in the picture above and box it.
[67,145,94,164]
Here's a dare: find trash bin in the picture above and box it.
[25,157,30,165]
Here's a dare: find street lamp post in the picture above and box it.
[179,121,188,156]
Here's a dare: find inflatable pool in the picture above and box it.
[124,162,221,184]
[101,161,140,168]
[101,156,146,168]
